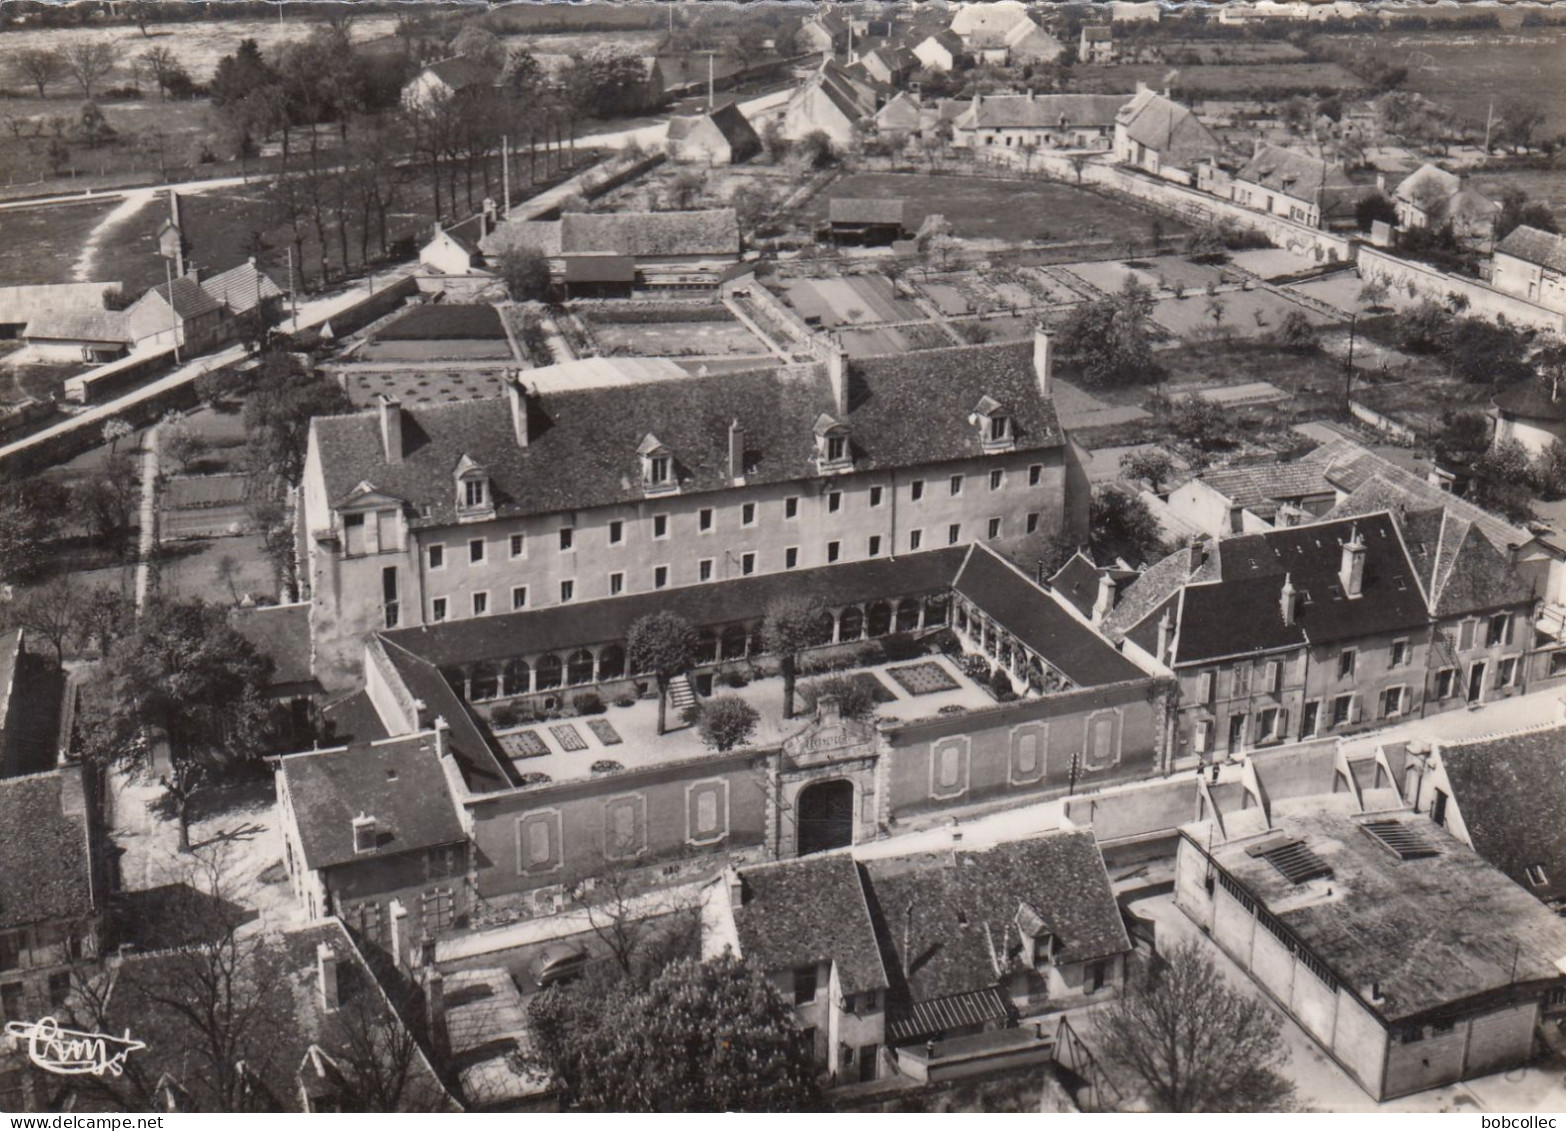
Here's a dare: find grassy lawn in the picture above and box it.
[156,532,276,606]
[0,97,229,190]
[803,173,1193,244]
[0,198,118,286]
[1071,61,1364,98]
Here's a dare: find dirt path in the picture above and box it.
[73,187,158,283]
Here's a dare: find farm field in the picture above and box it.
[1470,168,1566,220]
[1071,61,1364,98]
[0,97,237,189]
[590,319,769,358]
[804,173,1190,244]
[774,274,923,327]
[0,197,118,286]
[357,339,515,362]
[1152,287,1337,340]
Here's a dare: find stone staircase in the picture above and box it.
[669,673,696,713]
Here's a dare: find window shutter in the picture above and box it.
[1195,720,1211,754]
[1502,615,1514,647]
[1350,694,1362,724]
[1197,671,1214,703]
[1459,620,1475,650]
[1266,660,1281,695]
[1277,708,1289,740]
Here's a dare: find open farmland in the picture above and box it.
[1071,61,1364,99]
[0,198,118,286]
[803,173,1191,244]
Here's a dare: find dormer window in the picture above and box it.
[813,413,852,473]
[972,395,1014,452]
[453,454,493,521]
[827,435,846,463]
[638,433,679,496]
[464,478,486,509]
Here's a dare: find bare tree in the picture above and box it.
[572,848,700,984]
[761,594,826,720]
[140,44,180,101]
[62,40,121,100]
[15,47,64,99]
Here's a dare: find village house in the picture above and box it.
[665,102,762,166]
[0,282,118,341]
[947,1,1064,66]
[1100,508,1537,764]
[951,93,1131,152]
[1175,796,1566,1100]
[911,30,967,73]
[1403,720,1566,913]
[198,259,285,319]
[401,54,500,113]
[874,91,924,137]
[480,208,742,293]
[297,331,1090,690]
[858,45,918,87]
[418,217,489,276]
[780,59,883,145]
[1492,225,1566,314]
[701,829,1130,1086]
[1493,379,1566,460]
[122,274,227,354]
[1079,25,1114,62]
[1112,86,1223,184]
[20,307,128,363]
[796,8,851,56]
[827,198,906,246]
[1227,143,1364,230]
[1391,164,1501,249]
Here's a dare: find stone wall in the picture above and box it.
[1358,246,1566,334]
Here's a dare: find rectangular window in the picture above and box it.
[609,571,624,596]
[1194,719,1212,754]
[827,541,841,563]
[785,497,799,519]
[948,523,961,545]
[793,965,818,1006]
[829,491,842,513]
[1526,863,1549,888]
[1264,660,1282,695]
[699,508,713,533]
[1301,700,1319,738]
[512,586,528,610]
[909,529,923,551]
[1339,649,1356,679]
[609,520,624,545]
[560,580,575,602]
[1197,671,1215,703]
[826,435,847,463]
[987,517,1001,540]
[382,566,399,629]
[699,558,713,582]
[1390,639,1408,668]
[1231,665,1251,698]
[560,528,574,552]
[649,455,670,485]
[343,512,366,556]
[741,552,756,576]
[1332,694,1353,727]
[1488,613,1511,648]
[1029,464,1043,487]
[1436,668,1457,698]
[868,535,882,557]
[432,597,448,622]
[989,468,1003,491]
[469,538,485,565]
[509,533,525,559]
[869,485,883,507]
[654,566,669,589]
[472,591,488,616]
[911,480,925,501]
[1459,619,1475,650]
[464,479,485,508]
[786,547,799,569]
[1026,513,1039,534]
[653,514,669,539]
[742,503,756,526]
[1499,656,1519,687]
[1258,707,1280,742]
[950,474,963,496]
[428,543,445,570]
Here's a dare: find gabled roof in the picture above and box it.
[229,602,314,687]
[1494,378,1566,424]
[1410,510,1535,617]
[952,544,1145,687]
[1195,457,1338,514]
[423,54,500,93]
[199,260,284,316]
[0,282,118,328]
[962,93,1130,131]
[1235,144,1357,202]
[485,210,741,260]
[310,340,1065,529]
[374,637,515,794]
[1115,88,1222,164]
[0,770,94,929]
[1495,224,1566,272]
[143,275,222,321]
[23,308,127,344]
[1392,162,1460,205]
[1049,551,1107,618]
[733,854,887,995]
[920,29,965,53]
[1437,723,1566,903]
[279,732,466,871]
[830,197,906,225]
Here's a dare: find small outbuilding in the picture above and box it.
[828,198,907,246]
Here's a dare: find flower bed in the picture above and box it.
[887,661,960,697]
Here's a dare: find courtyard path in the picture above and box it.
[71,187,158,283]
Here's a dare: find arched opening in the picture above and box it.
[597,644,625,681]
[895,598,921,633]
[720,624,749,661]
[867,601,892,638]
[442,667,466,698]
[695,629,718,666]
[797,779,855,856]
[536,653,563,690]
[925,593,949,626]
[954,603,968,633]
[567,649,595,686]
[470,661,500,701]
[502,659,530,697]
[811,610,837,647]
[839,606,864,642]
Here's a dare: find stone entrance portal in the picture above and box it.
[797,779,856,856]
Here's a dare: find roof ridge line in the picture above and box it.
[1438,718,1566,752]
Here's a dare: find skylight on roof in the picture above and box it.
[1361,820,1440,860]
[1248,838,1333,885]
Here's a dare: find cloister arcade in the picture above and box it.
[950,594,1075,697]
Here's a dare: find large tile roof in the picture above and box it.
[375,637,516,793]
[229,602,314,688]
[1496,224,1566,272]
[22,308,127,344]
[310,340,1065,528]
[199,260,284,316]
[1437,723,1566,904]
[146,274,223,321]
[0,770,94,930]
[1235,144,1357,201]
[1115,88,1222,164]
[1197,458,1337,512]
[952,544,1145,687]
[279,732,466,871]
[962,93,1129,131]
[733,854,887,995]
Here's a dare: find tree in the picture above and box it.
[0,478,64,585]
[77,598,276,852]
[795,129,836,171]
[15,47,64,99]
[498,246,552,302]
[450,25,507,71]
[141,44,181,100]
[1056,277,1158,388]
[761,594,824,720]
[1496,187,1558,242]
[101,415,132,453]
[1093,940,1295,1112]
[163,420,209,473]
[1446,317,1532,385]
[61,39,119,100]
[243,347,353,486]
[1396,299,1451,353]
[1357,276,1390,311]
[1167,394,1232,451]
[77,101,113,149]
[1496,96,1546,153]
[211,39,275,109]
[1273,309,1319,349]
[567,47,652,119]
[1205,295,1227,336]
[698,696,760,753]
[1471,437,1537,523]
[70,456,139,559]
[528,954,820,1112]
[800,672,879,722]
[1355,192,1397,232]
[1090,489,1166,567]
[626,611,698,736]
[667,168,706,211]
[237,293,285,355]
[1120,448,1175,494]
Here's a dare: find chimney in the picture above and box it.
[1191,538,1208,570]
[505,373,532,447]
[1157,606,1174,660]
[728,419,745,485]
[1375,172,1387,195]
[389,899,407,966]
[1033,327,1053,398]
[1135,81,1149,95]
[819,694,842,723]
[1092,573,1117,626]
[827,338,849,415]
[1506,543,1520,567]
[316,941,340,1013]
[1280,572,1297,626]
[377,394,403,464]
[1339,525,1366,598]
[352,811,377,854]
[423,968,449,1063]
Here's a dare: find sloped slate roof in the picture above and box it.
[952,544,1144,687]
[1424,514,1535,617]
[1116,89,1222,164]
[1236,144,1356,200]
[311,340,1064,529]
[200,260,284,316]
[23,308,128,344]
[229,602,314,687]
[146,275,222,320]
[734,854,888,995]
[280,733,466,870]
[1496,224,1566,272]
[0,771,93,930]
[965,94,1129,130]
[376,638,515,794]
[425,54,500,93]
[1438,724,1566,904]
